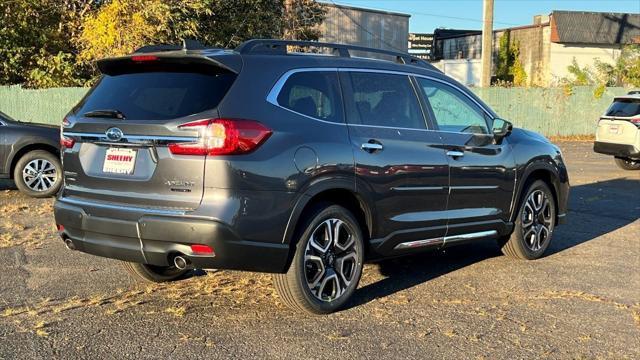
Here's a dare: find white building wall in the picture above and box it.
[432,59,482,86]
[549,42,622,85]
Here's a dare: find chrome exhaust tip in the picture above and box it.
[64,238,76,251]
[173,255,188,270]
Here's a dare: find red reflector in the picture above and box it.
[56,224,64,231]
[60,134,75,148]
[131,55,158,62]
[169,118,272,156]
[190,244,214,255]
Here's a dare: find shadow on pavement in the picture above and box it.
[349,177,640,308]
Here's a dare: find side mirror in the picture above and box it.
[492,118,513,142]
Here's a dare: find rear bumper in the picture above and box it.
[54,198,290,273]
[593,141,640,159]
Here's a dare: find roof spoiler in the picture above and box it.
[96,53,239,75]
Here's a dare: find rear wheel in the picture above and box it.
[273,204,364,315]
[614,157,640,170]
[500,180,556,260]
[13,150,62,198]
[121,262,188,283]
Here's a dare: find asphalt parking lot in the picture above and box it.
[0,141,638,359]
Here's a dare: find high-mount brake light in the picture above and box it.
[169,119,272,156]
[131,55,158,62]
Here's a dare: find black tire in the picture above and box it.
[13,150,62,198]
[614,157,640,171]
[500,180,556,260]
[273,203,364,315]
[121,262,188,283]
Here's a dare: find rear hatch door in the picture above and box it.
[597,97,640,144]
[61,54,238,210]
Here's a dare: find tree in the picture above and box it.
[0,0,100,87]
[2,0,326,87]
[494,30,527,86]
[78,0,326,64]
[594,45,640,87]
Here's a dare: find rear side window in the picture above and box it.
[77,72,236,121]
[606,99,640,117]
[276,71,343,123]
[347,72,426,129]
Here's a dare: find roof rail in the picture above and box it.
[134,39,205,54]
[628,90,640,95]
[236,39,441,72]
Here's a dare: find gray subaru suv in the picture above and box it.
[55,39,569,314]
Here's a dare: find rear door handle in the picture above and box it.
[446,150,464,158]
[361,142,383,152]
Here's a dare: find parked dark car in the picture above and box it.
[0,111,62,197]
[54,40,569,314]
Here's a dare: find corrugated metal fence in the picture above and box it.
[0,85,629,136]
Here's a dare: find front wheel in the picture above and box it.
[273,204,364,315]
[614,157,640,171]
[500,180,556,260]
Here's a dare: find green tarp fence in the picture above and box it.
[0,85,629,136]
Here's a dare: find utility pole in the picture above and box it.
[481,0,494,87]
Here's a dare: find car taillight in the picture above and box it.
[169,119,272,156]
[60,117,75,148]
[631,117,640,126]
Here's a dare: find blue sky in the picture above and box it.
[330,0,640,33]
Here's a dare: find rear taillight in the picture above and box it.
[631,117,640,126]
[60,117,75,148]
[169,119,272,156]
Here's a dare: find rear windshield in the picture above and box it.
[606,99,640,117]
[76,72,236,120]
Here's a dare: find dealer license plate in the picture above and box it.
[103,148,137,175]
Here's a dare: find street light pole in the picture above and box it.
[481,0,494,87]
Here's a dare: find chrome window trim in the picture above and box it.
[266,67,346,126]
[63,132,196,142]
[266,67,496,133]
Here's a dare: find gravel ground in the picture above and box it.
[0,141,638,359]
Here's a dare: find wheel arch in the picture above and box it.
[281,181,374,270]
[511,161,561,224]
[9,143,60,179]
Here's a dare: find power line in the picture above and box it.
[329,0,520,26]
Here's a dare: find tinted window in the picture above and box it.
[606,99,640,117]
[277,71,343,123]
[348,72,426,129]
[77,72,236,121]
[418,78,489,134]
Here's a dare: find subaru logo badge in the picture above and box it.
[106,127,124,141]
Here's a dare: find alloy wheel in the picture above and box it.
[22,159,57,192]
[304,218,359,302]
[521,189,554,251]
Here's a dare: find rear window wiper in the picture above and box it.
[83,109,126,120]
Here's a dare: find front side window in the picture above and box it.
[276,71,343,123]
[347,72,426,130]
[418,78,489,134]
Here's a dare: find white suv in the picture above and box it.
[594,91,640,170]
